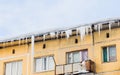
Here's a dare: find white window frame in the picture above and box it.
[102,45,116,62]
[35,56,55,72]
[5,61,22,75]
[67,50,88,64]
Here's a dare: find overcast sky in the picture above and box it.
[0,0,120,39]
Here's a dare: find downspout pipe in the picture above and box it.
[91,24,96,74]
[31,35,35,74]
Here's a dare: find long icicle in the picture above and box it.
[26,37,28,43]
[118,21,120,26]
[85,26,89,35]
[109,21,114,31]
[109,22,112,31]
[56,32,59,39]
[19,38,21,45]
[50,32,55,38]
[43,34,46,41]
[98,24,102,36]
[65,30,72,39]
[79,27,86,40]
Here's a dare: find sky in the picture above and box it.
[0,0,120,39]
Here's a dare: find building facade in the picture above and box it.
[0,19,120,75]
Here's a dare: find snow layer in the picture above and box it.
[76,26,91,40]
[50,32,55,38]
[109,21,115,31]
[0,18,119,43]
[98,23,102,35]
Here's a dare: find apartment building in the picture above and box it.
[0,18,120,75]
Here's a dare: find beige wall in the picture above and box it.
[94,28,120,74]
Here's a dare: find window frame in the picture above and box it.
[66,50,88,64]
[102,45,117,63]
[34,55,55,73]
[4,60,22,75]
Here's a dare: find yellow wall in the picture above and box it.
[0,28,120,75]
[94,28,120,75]
[0,44,30,75]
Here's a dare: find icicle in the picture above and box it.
[90,25,92,34]
[94,25,98,30]
[50,32,55,38]
[11,40,13,45]
[60,31,63,38]
[19,38,21,45]
[55,32,59,39]
[76,27,86,40]
[76,28,80,36]
[98,24,102,36]
[43,34,46,41]
[118,21,120,26]
[26,37,28,43]
[109,21,114,31]
[21,38,23,44]
[31,35,35,53]
[85,26,91,35]
[85,26,89,35]
[79,27,86,40]
[3,42,5,47]
[100,24,103,29]
[109,23,111,31]
[65,30,72,39]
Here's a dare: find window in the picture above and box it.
[5,61,22,75]
[106,33,110,38]
[35,56,55,72]
[67,50,88,64]
[103,45,116,62]
[43,44,46,49]
[12,49,15,54]
[75,39,78,44]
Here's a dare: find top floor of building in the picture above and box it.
[0,18,120,75]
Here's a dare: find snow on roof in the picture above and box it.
[0,18,120,42]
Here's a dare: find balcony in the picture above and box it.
[56,60,95,75]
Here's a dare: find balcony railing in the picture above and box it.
[56,60,95,75]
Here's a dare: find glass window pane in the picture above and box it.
[46,57,49,70]
[73,52,80,63]
[82,50,88,61]
[35,59,42,72]
[103,47,108,62]
[67,53,72,64]
[48,56,55,70]
[17,61,22,75]
[42,58,47,70]
[11,62,17,75]
[5,63,12,75]
[5,61,22,75]
[109,46,116,62]
[80,52,82,62]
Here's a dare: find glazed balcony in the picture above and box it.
[56,60,95,75]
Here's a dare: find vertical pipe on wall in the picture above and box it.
[31,35,35,74]
[91,24,96,73]
[91,25,95,60]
